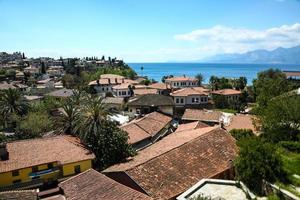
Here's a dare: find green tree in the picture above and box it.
[209,76,219,90]
[57,101,80,135]
[259,94,300,143]
[161,75,173,83]
[253,69,290,107]
[195,73,204,86]
[234,77,247,90]
[16,112,53,139]
[0,88,29,117]
[229,129,254,141]
[76,96,134,169]
[234,137,285,195]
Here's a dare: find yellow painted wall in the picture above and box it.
[0,160,92,187]
[0,162,58,187]
[62,160,92,177]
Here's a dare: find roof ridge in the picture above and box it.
[59,168,94,185]
[5,134,66,144]
[125,126,220,171]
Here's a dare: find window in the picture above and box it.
[48,163,53,169]
[102,88,104,91]
[13,179,21,184]
[32,166,38,173]
[74,165,81,174]
[119,91,121,96]
[122,91,127,95]
[176,98,179,104]
[180,98,184,104]
[192,98,195,103]
[12,170,19,177]
[195,98,199,102]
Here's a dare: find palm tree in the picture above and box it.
[140,66,144,76]
[0,88,29,116]
[195,73,204,86]
[58,101,80,135]
[0,88,29,129]
[77,96,109,141]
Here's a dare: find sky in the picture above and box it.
[0,0,300,62]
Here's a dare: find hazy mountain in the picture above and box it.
[201,45,300,64]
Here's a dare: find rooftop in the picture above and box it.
[112,83,131,90]
[133,88,158,96]
[175,121,209,133]
[177,179,255,200]
[128,94,174,107]
[283,70,300,77]
[46,88,74,98]
[171,87,209,97]
[225,114,258,134]
[121,112,172,144]
[148,83,169,90]
[165,76,198,82]
[104,127,237,199]
[0,83,16,90]
[182,109,223,122]
[0,136,95,173]
[102,97,124,105]
[59,169,152,200]
[210,89,242,96]
[0,190,38,200]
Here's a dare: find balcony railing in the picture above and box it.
[29,167,60,178]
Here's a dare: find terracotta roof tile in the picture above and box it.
[0,136,95,173]
[112,83,131,90]
[210,89,242,96]
[128,94,174,107]
[148,83,169,90]
[133,89,158,96]
[175,121,209,133]
[0,190,38,200]
[171,87,209,97]
[103,126,217,172]
[283,71,300,77]
[104,128,237,200]
[182,109,222,122]
[121,112,172,144]
[59,169,152,200]
[225,114,258,134]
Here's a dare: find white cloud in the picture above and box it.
[174,23,300,55]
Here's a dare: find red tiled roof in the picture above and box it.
[112,83,131,90]
[100,74,125,79]
[210,89,242,96]
[59,169,152,200]
[104,128,237,199]
[171,87,209,97]
[0,190,38,200]
[225,114,258,134]
[175,121,209,133]
[121,112,172,144]
[0,136,95,173]
[148,83,169,90]
[182,109,222,122]
[283,71,300,77]
[133,89,158,95]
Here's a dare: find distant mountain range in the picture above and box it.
[201,45,300,64]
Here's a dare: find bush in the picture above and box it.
[279,141,300,153]
[229,129,254,141]
[16,112,53,139]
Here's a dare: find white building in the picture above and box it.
[112,83,132,97]
[165,76,198,89]
[170,87,209,107]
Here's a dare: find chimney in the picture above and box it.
[0,143,9,161]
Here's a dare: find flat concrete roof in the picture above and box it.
[177,179,255,200]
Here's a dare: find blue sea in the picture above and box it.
[128,63,300,84]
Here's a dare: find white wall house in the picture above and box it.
[88,74,125,94]
[165,76,198,89]
[112,83,132,98]
[171,87,209,107]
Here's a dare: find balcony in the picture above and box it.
[29,167,60,178]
